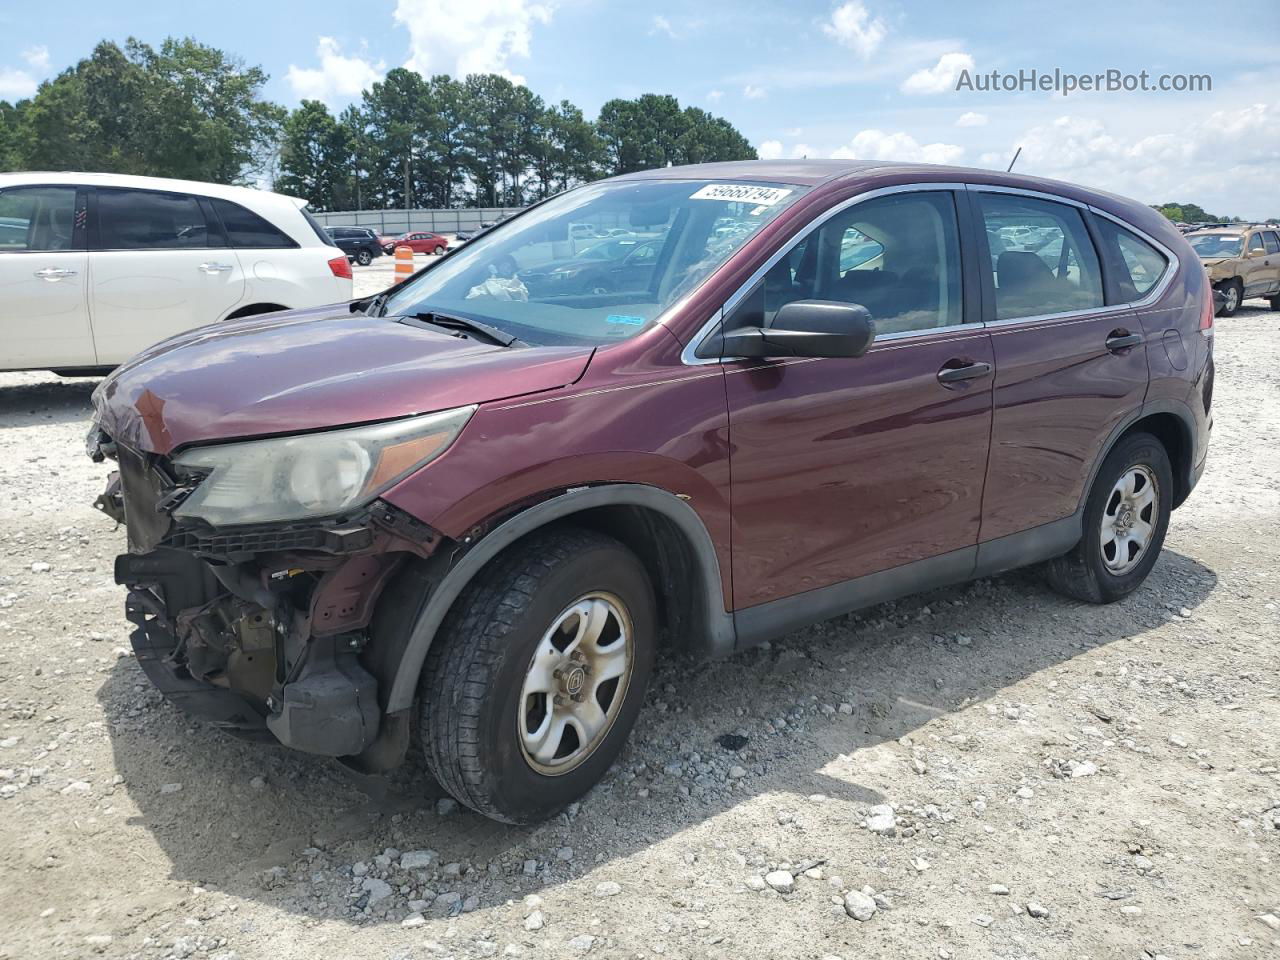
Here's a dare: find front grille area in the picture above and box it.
[165,527,328,556]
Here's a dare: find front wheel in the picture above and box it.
[356,248,373,266]
[419,528,656,823]
[1044,432,1172,603]
[433,245,446,256]
[1217,280,1242,317]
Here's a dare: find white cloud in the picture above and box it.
[743,84,766,100]
[999,105,1280,214]
[901,52,974,94]
[287,37,385,103]
[0,68,37,100]
[22,45,50,73]
[651,15,676,38]
[790,143,813,158]
[822,1,887,59]
[956,111,988,127]
[394,0,552,82]
[707,89,724,102]
[0,45,51,100]
[830,129,965,165]
[757,139,784,160]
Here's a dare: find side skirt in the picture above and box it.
[733,513,1081,651]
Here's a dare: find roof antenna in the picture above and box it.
[1006,147,1022,173]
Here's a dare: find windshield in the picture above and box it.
[379,179,807,346]
[1189,234,1242,258]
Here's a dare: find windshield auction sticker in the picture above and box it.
[690,184,793,206]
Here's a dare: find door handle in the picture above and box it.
[198,262,234,274]
[1105,330,1144,352]
[936,360,992,384]
[34,267,77,281]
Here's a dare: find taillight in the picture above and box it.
[328,255,353,280]
[1199,282,1214,336]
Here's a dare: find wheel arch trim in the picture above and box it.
[384,483,735,713]
[1082,399,1198,515]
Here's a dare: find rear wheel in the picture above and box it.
[1217,280,1242,316]
[1269,293,1280,311]
[1045,432,1172,603]
[419,528,656,823]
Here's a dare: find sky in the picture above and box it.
[1,0,1277,216]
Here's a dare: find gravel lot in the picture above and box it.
[1,290,1278,960]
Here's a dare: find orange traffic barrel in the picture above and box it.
[394,244,414,277]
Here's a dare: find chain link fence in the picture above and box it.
[310,207,526,235]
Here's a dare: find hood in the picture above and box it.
[93,304,594,454]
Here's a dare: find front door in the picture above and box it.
[88,186,245,365]
[973,189,1149,541]
[722,189,994,609]
[0,184,94,369]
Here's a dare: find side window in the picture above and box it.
[978,193,1104,320]
[211,198,297,249]
[1264,232,1280,255]
[1094,217,1169,301]
[731,191,963,336]
[96,189,219,250]
[1248,232,1266,253]
[0,186,82,252]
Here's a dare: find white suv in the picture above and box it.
[0,172,353,373]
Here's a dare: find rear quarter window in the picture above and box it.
[1093,217,1170,302]
[211,198,299,249]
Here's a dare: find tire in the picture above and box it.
[419,527,656,823]
[1044,432,1173,604]
[433,244,446,256]
[356,248,373,266]
[1269,293,1280,311]
[1217,279,1242,317]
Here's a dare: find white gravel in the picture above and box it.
[1,299,1278,959]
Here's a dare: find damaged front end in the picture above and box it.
[89,425,447,767]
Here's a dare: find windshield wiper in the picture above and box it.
[403,311,524,348]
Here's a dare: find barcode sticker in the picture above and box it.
[689,184,793,206]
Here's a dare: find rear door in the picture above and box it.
[0,184,94,369]
[1257,231,1280,296]
[722,187,994,608]
[972,188,1148,541]
[88,187,245,364]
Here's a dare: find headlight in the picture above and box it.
[172,405,476,526]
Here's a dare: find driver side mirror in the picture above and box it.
[720,300,877,359]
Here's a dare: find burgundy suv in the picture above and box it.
[89,161,1213,823]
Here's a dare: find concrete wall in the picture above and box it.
[311,207,526,234]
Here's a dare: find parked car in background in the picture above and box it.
[1185,224,1280,316]
[88,160,1211,825]
[384,231,449,256]
[326,226,384,266]
[517,236,660,295]
[456,221,499,243]
[0,172,352,374]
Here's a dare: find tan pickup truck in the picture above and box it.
[1186,224,1280,316]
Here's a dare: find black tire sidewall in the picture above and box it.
[1220,281,1241,316]
[357,249,373,265]
[1078,434,1173,601]
[458,541,656,822]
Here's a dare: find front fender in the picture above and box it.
[382,483,735,713]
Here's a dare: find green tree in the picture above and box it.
[4,38,281,183]
[597,94,756,174]
[275,100,357,211]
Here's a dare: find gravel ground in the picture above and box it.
[1,296,1278,960]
